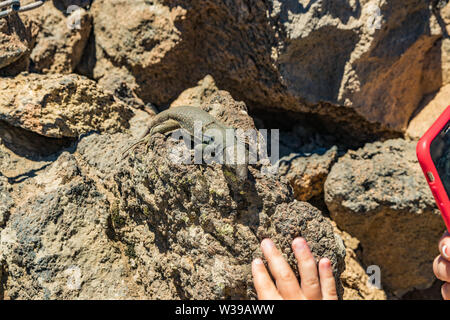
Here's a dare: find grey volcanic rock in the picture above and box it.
[88,0,443,133]
[107,135,345,299]
[325,139,445,296]
[0,90,346,299]
[0,152,142,299]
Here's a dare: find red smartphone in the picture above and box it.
[417,105,450,231]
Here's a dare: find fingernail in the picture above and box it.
[253,258,263,265]
[443,245,449,259]
[261,238,274,249]
[292,237,307,250]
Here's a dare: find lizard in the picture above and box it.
[122,106,249,180]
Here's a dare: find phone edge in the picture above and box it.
[417,105,450,231]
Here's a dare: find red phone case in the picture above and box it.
[417,105,450,231]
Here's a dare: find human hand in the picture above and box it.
[433,231,450,299]
[252,237,338,300]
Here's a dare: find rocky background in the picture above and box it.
[0,0,449,300]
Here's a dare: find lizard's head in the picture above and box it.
[200,124,229,151]
[199,126,249,180]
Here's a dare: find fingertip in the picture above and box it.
[261,238,272,247]
[253,258,264,266]
[292,237,307,251]
[251,257,282,300]
[261,238,275,252]
[319,257,332,268]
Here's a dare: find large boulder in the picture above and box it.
[87,0,443,133]
[0,73,133,138]
[0,89,346,299]
[325,139,445,297]
[170,75,220,109]
[0,152,137,299]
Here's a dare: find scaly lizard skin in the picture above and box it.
[122,106,248,180]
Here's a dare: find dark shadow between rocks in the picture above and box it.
[0,263,7,300]
[75,27,96,78]
[52,0,94,12]
[250,105,402,153]
[0,120,76,159]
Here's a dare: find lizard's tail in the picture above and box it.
[121,140,146,160]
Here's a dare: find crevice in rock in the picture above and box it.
[432,0,450,39]
[307,193,330,217]
[250,105,402,152]
[52,0,94,12]
[75,27,96,79]
[0,120,76,159]
[172,271,191,300]
[0,262,8,300]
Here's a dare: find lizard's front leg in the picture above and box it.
[149,119,181,135]
[122,119,182,159]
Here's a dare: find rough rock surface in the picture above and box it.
[88,0,444,133]
[170,75,219,109]
[0,90,346,299]
[279,146,338,202]
[0,73,133,138]
[0,152,136,299]
[407,84,450,140]
[24,4,93,74]
[272,0,443,131]
[325,139,445,297]
[0,13,38,75]
[331,221,387,300]
[0,175,13,228]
